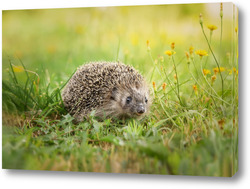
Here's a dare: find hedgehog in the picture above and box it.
[62,61,151,122]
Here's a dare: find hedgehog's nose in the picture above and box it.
[137,106,145,114]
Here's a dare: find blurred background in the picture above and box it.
[2,3,235,87]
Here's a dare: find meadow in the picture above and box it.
[2,3,238,176]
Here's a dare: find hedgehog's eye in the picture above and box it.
[126,96,132,104]
[145,97,148,104]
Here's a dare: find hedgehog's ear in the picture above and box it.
[111,87,117,101]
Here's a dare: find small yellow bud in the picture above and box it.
[193,85,198,95]
[199,13,203,26]
[152,81,156,89]
[171,42,175,50]
[220,3,223,18]
[146,40,150,51]
[189,46,194,55]
[162,83,167,91]
[211,75,217,83]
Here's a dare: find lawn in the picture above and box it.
[2,3,238,176]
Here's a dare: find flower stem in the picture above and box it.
[220,3,224,103]
[220,11,223,52]
[200,23,224,104]
[172,56,182,105]
[204,31,213,68]
[188,64,229,106]
[163,68,179,100]
[147,49,157,82]
[200,60,222,101]
[192,58,200,79]
[147,48,162,83]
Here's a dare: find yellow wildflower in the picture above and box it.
[207,25,218,31]
[189,46,194,55]
[162,83,167,91]
[13,65,24,73]
[195,50,208,58]
[203,69,211,76]
[165,50,176,56]
[213,67,219,74]
[174,74,177,80]
[220,67,225,72]
[233,67,237,73]
[211,75,217,83]
[213,67,225,74]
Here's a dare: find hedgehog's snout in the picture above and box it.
[136,104,145,114]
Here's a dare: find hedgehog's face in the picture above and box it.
[122,92,149,117]
[111,85,151,119]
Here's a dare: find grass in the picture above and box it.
[2,3,238,176]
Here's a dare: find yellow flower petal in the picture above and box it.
[164,50,176,56]
[207,25,218,31]
[203,69,211,76]
[195,50,208,57]
[213,67,225,74]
